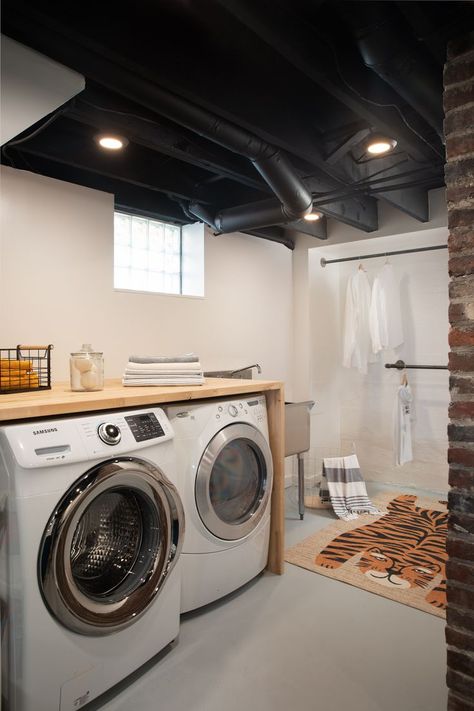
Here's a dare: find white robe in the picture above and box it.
[369,263,404,353]
[394,384,413,465]
[343,268,374,374]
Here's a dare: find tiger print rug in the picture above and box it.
[285,492,448,618]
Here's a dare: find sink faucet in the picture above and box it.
[230,364,262,377]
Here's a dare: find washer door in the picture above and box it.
[38,457,184,636]
[195,423,273,540]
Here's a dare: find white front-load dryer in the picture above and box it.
[0,407,184,711]
[167,394,273,613]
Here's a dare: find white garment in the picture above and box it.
[394,384,413,465]
[369,263,404,353]
[343,268,374,374]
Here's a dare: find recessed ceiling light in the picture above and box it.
[95,134,129,150]
[366,135,397,155]
[304,211,322,222]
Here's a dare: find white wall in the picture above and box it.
[307,224,449,494]
[0,167,292,384]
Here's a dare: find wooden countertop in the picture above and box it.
[0,377,285,575]
[0,377,282,422]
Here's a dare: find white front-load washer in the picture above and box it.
[166,394,273,613]
[0,407,184,711]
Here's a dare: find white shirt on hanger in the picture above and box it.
[343,267,374,374]
[369,262,404,353]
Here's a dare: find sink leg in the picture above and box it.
[297,453,305,520]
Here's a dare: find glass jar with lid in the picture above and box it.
[70,344,104,391]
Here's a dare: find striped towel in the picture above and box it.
[320,455,382,521]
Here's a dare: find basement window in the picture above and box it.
[113,212,204,297]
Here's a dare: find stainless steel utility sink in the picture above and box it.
[204,364,261,380]
[284,400,315,520]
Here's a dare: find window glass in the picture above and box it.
[114,212,204,296]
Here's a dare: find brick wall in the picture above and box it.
[445,30,474,711]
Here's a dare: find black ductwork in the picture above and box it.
[158,100,313,233]
[340,3,444,141]
[3,8,313,241]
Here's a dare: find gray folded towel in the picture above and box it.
[129,354,199,364]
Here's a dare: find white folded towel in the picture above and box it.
[125,361,202,372]
[124,371,203,378]
[123,376,204,386]
[129,354,199,364]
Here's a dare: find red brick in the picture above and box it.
[448,649,474,678]
[449,466,474,489]
[450,511,474,536]
[448,583,474,611]
[449,424,474,442]
[445,83,474,113]
[444,57,474,87]
[447,560,474,587]
[448,690,474,711]
[446,158,474,184]
[445,106,474,136]
[448,183,474,204]
[449,302,474,325]
[447,33,474,61]
[449,231,474,253]
[450,278,474,300]
[450,328,474,347]
[448,605,474,634]
[448,534,474,563]
[450,401,474,419]
[448,692,474,711]
[449,352,474,372]
[447,668,474,700]
[450,490,474,515]
[449,212,474,233]
[449,448,474,467]
[447,626,474,655]
[447,133,474,162]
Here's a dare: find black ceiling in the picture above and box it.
[2,0,473,248]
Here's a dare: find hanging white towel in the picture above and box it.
[369,263,404,353]
[395,384,413,465]
[343,268,374,374]
[320,454,383,521]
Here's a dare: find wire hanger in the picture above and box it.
[401,369,408,387]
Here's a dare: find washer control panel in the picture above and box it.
[97,422,122,445]
[2,407,174,468]
[125,412,165,442]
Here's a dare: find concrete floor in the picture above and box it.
[92,484,447,711]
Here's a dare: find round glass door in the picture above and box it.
[38,457,184,636]
[195,423,273,540]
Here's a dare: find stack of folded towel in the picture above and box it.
[122,354,204,386]
[0,359,39,390]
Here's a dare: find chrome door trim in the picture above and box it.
[38,457,184,636]
[195,423,273,540]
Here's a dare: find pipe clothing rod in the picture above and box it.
[320,244,447,267]
[385,360,448,370]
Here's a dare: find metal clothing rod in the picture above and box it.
[320,244,447,267]
[385,359,448,370]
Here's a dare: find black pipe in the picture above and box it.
[4,8,312,240]
[385,360,447,371]
[320,243,447,267]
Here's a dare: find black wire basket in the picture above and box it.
[0,345,53,394]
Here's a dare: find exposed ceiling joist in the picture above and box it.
[2,0,461,248]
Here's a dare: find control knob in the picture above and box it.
[228,404,238,417]
[98,422,122,445]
